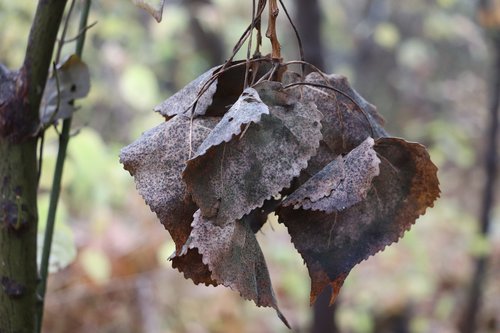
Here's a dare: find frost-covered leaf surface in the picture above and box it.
[40,55,90,126]
[278,137,440,304]
[283,137,380,213]
[184,81,323,226]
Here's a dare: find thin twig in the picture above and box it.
[54,0,76,64]
[223,0,267,71]
[36,1,92,332]
[278,0,305,75]
[243,0,257,89]
[63,20,97,43]
[266,0,281,59]
[283,81,376,137]
[189,57,273,115]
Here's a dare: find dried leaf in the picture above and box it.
[119,115,219,251]
[40,55,90,126]
[120,115,221,283]
[283,137,381,213]
[184,81,323,225]
[301,72,388,155]
[195,87,269,157]
[132,0,165,23]
[155,60,273,119]
[278,137,440,304]
[183,210,289,327]
[154,66,217,118]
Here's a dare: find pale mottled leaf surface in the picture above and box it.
[120,115,221,283]
[184,210,289,327]
[184,81,323,225]
[195,87,269,157]
[278,137,440,304]
[283,137,380,213]
[119,115,219,249]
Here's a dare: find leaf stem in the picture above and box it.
[36,1,92,332]
[266,0,281,60]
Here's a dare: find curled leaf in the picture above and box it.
[132,0,165,23]
[183,210,289,328]
[184,81,323,225]
[155,59,273,119]
[283,137,380,213]
[195,87,269,157]
[278,137,440,304]
[40,55,90,126]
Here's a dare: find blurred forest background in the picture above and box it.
[1,0,499,332]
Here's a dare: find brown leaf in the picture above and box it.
[301,72,388,155]
[119,115,220,282]
[155,60,273,119]
[195,87,269,157]
[278,137,440,304]
[154,67,217,118]
[184,81,323,225]
[182,210,289,327]
[283,137,381,213]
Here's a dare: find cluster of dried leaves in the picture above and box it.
[120,59,440,327]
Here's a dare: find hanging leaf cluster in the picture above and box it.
[122,0,439,327]
[120,58,439,326]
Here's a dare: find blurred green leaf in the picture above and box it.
[374,22,400,50]
[119,64,160,110]
[80,248,112,285]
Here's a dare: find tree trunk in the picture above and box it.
[0,140,39,333]
[295,0,325,71]
[0,1,67,332]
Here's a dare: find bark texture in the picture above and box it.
[0,1,67,332]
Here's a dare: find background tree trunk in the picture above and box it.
[295,0,325,71]
[0,1,67,332]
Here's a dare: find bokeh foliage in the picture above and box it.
[1,0,498,332]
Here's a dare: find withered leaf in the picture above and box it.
[301,72,388,155]
[155,59,273,119]
[183,210,289,327]
[119,115,220,282]
[132,0,165,23]
[283,137,381,213]
[195,87,269,157]
[184,81,323,225]
[155,66,218,118]
[278,137,440,305]
[40,55,90,126]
